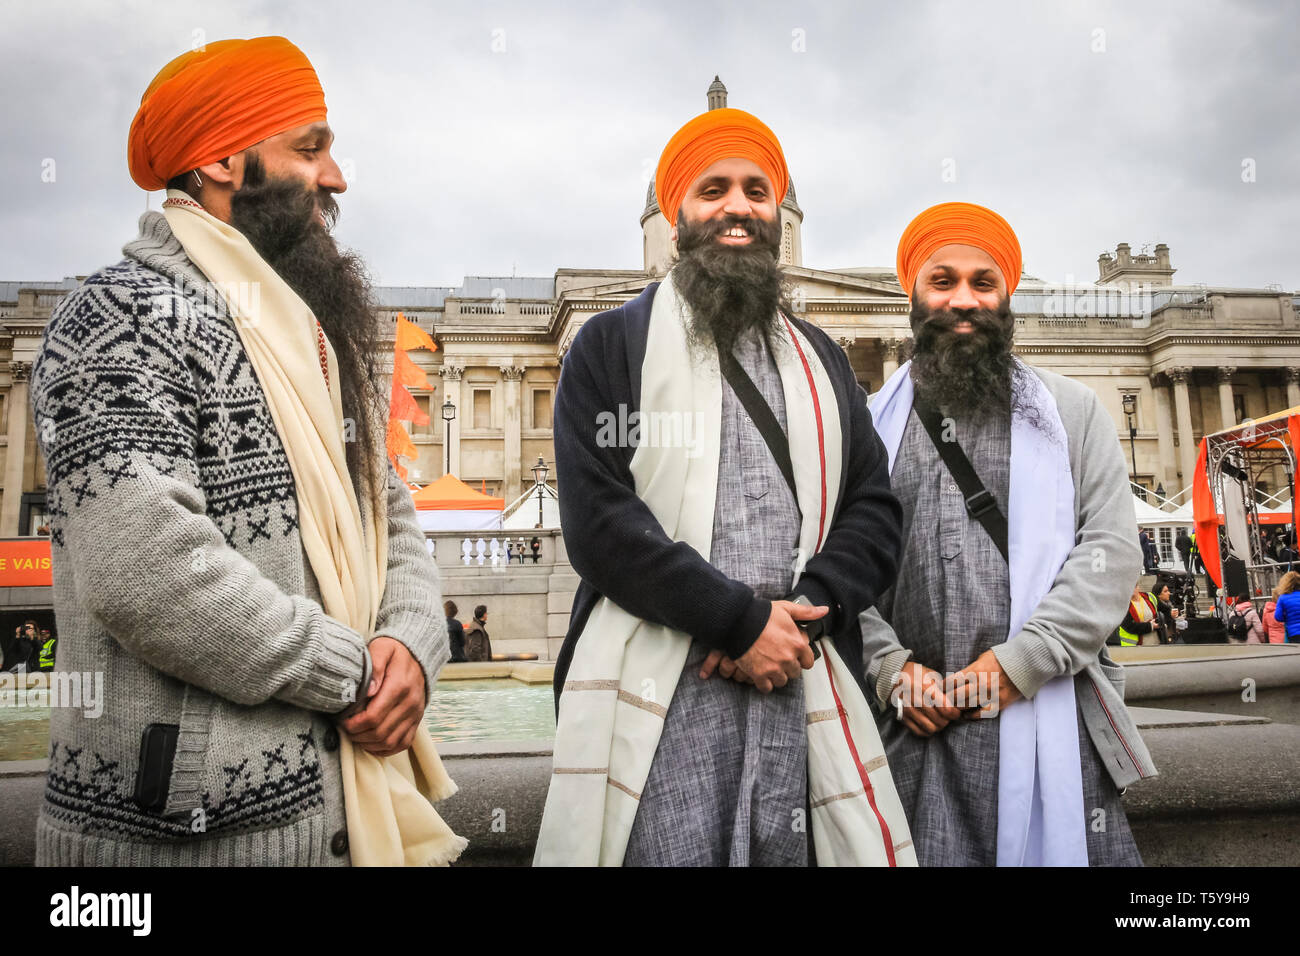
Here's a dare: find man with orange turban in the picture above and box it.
[30,37,463,866]
[536,105,908,867]
[860,202,1157,865]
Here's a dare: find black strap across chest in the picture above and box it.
[716,344,799,503]
[912,395,1010,563]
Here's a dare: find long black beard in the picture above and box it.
[229,153,385,518]
[672,211,788,356]
[908,299,1050,433]
[908,297,1018,420]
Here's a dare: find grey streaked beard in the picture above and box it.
[672,211,789,357]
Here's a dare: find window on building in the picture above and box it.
[1158,527,1173,563]
[1233,393,1247,423]
[414,394,433,436]
[532,389,553,430]
[473,388,492,429]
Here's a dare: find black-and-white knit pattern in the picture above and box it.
[35,257,300,551]
[28,212,448,865]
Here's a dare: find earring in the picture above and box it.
[193,170,203,188]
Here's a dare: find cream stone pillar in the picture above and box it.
[1,361,32,536]
[835,336,856,385]
[1216,366,1237,430]
[439,365,464,477]
[880,336,906,382]
[1286,368,1300,409]
[1150,374,1178,495]
[1169,367,1197,490]
[502,365,526,498]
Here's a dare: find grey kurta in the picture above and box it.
[876,405,1140,866]
[623,326,809,866]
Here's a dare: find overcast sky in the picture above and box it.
[2,0,1297,290]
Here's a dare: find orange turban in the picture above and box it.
[128,36,327,191]
[896,201,1023,298]
[654,108,789,225]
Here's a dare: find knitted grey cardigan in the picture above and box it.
[29,213,448,865]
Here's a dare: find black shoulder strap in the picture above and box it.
[912,395,1009,563]
[716,345,799,503]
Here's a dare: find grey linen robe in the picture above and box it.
[624,327,809,866]
[862,387,1142,866]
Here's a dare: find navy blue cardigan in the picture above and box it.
[552,282,902,701]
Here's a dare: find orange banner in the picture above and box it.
[0,539,53,587]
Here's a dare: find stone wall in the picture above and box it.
[429,529,577,660]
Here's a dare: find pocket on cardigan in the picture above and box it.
[1097,655,1127,701]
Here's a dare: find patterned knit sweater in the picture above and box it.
[28,212,448,865]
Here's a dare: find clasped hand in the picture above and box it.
[891,650,1022,738]
[698,600,827,694]
[338,636,426,757]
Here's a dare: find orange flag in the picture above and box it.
[386,313,440,473]
[396,312,438,353]
[394,347,431,391]
[387,418,417,461]
[390,378,429,426]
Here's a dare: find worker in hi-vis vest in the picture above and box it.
[1115,585,1159,647]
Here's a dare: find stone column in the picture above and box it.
[880,336,906,382]
[438,365,464,477]
[1286,368,1300,409]
[501,365,526,498]
[1150,374,1178,495]
[835,336,859,388]
[1169,367,1197,490]
[1216,366,1237,430]
[2,361,31,536]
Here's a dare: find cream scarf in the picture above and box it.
[163,191,466,866]
[533,273,916,866]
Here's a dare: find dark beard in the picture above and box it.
[908,297,1017,419]
[672,211,788,356]
[229,153,385,517]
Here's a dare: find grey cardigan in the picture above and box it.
[29,213,448,865]
[861,366,1158,789]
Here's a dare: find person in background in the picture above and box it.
[7,620,39,673]
[36,628,57,671]
[464,605,492,661]
[1263,585,1286,644]
[444,601,467,663]
[1115,584,1160,647]
[529,536,541,564]
[1272,571,1300,643]
[1175,529,1193,573]
[1148,529,1162,571]
[1230,594,1264,644]
[1139,529,1157,574]
[1154,583,1180,644]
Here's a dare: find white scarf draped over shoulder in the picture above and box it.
[870,359,1087,866]
[534,272,917,867]
[162,191,465,866]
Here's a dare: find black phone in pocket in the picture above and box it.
[133,722,179,812]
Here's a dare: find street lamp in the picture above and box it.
[442,398,456,475]
[532,455,549,528]
[1122,393,1142,499]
